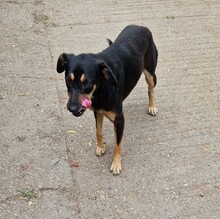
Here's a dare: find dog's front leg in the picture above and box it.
[110,113,124,175]
[94,112,105,156]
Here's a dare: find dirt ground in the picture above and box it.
[0,0,220,218]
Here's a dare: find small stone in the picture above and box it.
[51,158,60,166]
[100,194,105,200]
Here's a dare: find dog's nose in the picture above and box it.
[67,104,84,117]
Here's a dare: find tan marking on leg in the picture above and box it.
[143,70,157,116]
[104,111,116,122]
[110,139,122,175]
[97,110,116,122]
[70,73,74,81]
[110,126,122,175]
[95,110,121,174]
[95,113,105,156]
[80,74,85,83]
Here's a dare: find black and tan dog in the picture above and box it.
[56,25,158,175]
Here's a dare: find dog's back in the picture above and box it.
[113,25,152,54]
[98,25,158,100]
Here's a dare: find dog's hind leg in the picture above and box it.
[144,70,157,116]
[94,112,105,156]
[144,36,158,116]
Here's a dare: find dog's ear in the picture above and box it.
[56,53,70,73]
[97,60,118,87]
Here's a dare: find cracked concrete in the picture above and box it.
[1,0,220,218]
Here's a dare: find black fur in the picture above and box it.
[56,25,158,173]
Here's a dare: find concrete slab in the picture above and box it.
[1,0,219,218]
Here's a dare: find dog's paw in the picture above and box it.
[110,160,121,175]
[96,146,106,157]
[148,106,157,116]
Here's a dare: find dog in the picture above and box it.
[56,25,158,175]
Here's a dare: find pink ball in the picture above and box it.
[81,98,92,109]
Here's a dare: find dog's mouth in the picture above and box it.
[67,95,92,117]
[72,108,85,117]
[67,103,85,117]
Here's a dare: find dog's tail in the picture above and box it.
[106,38,113,46]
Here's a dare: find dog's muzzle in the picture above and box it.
[72,109,85,117]
[67,104,85,117]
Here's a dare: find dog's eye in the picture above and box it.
[81,80,90,87]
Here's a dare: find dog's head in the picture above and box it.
[56,53,118,116]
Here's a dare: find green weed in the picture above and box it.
[17,188,37,201]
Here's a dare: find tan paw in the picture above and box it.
[148,106,157,116]
[96,146,105,157]
[110,160,121,175]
